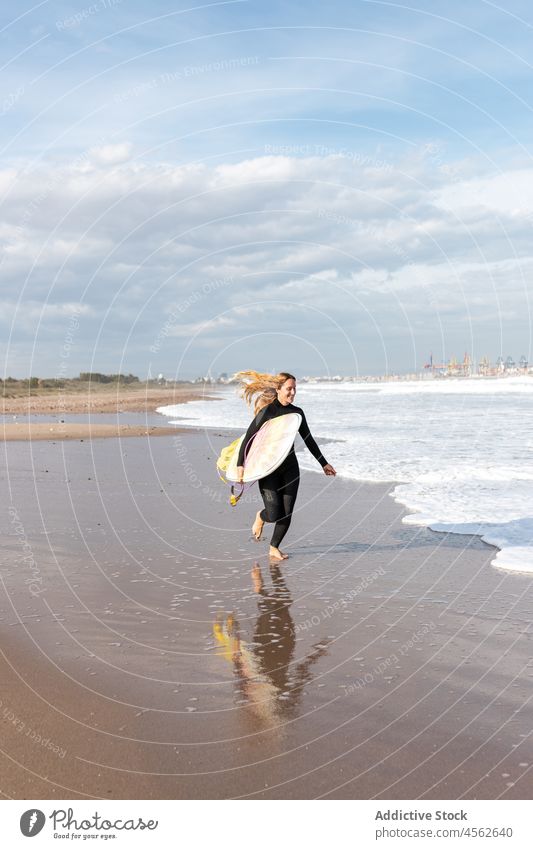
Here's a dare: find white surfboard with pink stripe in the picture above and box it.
[225,413,302,483]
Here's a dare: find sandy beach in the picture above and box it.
[1,384,217,416]
[0,384,217,442]
[1,420,532,800]
[0,422,184,441]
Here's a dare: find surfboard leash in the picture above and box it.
[218,431,258,506]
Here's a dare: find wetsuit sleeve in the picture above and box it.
[298,411,327,467]
[236,406,270,467]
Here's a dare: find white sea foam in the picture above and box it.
[158,378,533,573]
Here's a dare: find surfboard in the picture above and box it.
[225,412,302,483]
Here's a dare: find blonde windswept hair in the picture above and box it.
[233,370,296,415]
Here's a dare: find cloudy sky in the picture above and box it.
[1,0,532,378]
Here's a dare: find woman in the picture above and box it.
[234,371,336,561]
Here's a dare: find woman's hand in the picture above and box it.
[236,466,244,483]
[323,463,336,476]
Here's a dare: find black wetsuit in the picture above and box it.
[237,398,328,548]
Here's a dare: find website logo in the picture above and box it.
[20,809,46,836]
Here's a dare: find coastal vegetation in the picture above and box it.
[0,373,182,398]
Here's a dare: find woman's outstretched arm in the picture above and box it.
[298,411,328,467]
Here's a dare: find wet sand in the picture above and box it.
[1,422,184,441]
[1,427,532,799]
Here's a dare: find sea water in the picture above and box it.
[158,377,533,574]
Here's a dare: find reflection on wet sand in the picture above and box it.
[213,563,330,730]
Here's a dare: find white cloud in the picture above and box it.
[1,150,531,374]
[436,169,533,215]
[88,143,133,166]
[167,315,237,337]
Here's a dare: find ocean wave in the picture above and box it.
[157,379,533,573]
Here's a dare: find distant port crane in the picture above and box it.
[424,352,529,375]
[424,352,471,374]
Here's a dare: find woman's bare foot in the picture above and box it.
[269,546,289,560]
[252,511,264,541]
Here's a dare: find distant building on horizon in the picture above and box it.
[424,352,531,377]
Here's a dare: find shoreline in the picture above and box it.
[0,386,219,441]
[1,428,531,799]
[0,422,191,441]
[159,419,508,577]
[1,385,220,416]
